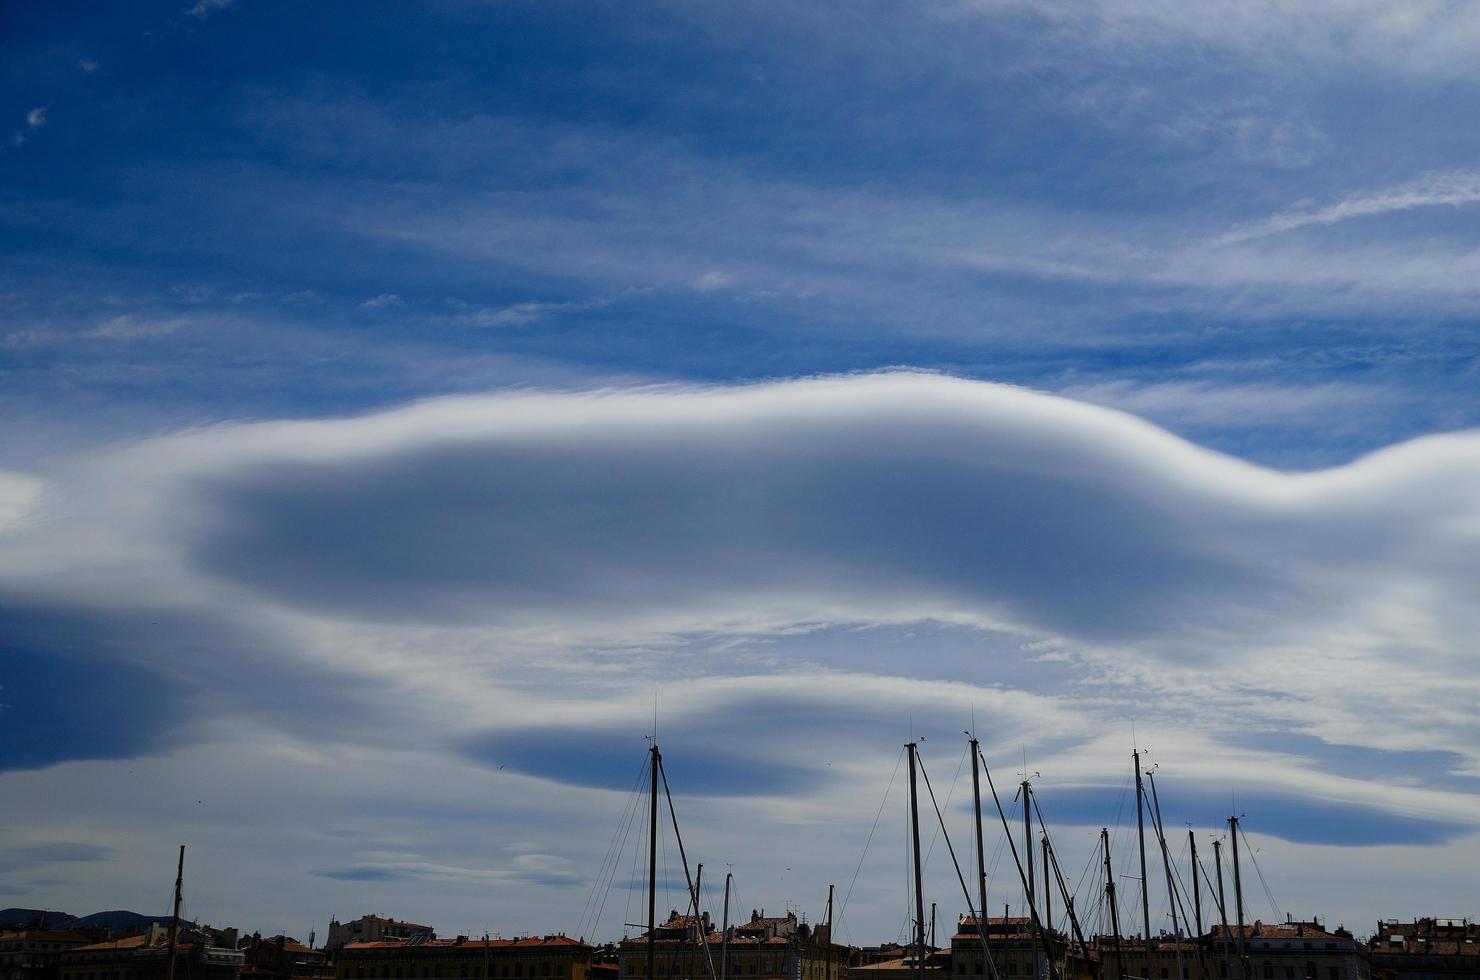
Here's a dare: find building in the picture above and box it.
[1369,919,1480,980]
[334,935,593,980]
[951,915,1072,980]
[239,934,332,980]
[1205,919,1368,980]
[617,910,847,980]
[0,930,90,980]
[327,920,436,953]
[58,927,244,980]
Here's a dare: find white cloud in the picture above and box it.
[949,0,1480,78]
[3,373,1478,935]
[693,270,734,293]
[79,59,99,73]
[0,470,45,535]
[1214,170,1480,244]
[458,296,611,327]
[186,0,234,18]
[359,292,403,309]
[25,108,46,129]
[86,315,188,340]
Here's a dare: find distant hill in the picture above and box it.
[77,911,177,931]
[0,909,182,932]
[0,909,82,929]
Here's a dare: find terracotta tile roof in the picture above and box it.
[344,937,591,952]
[73,936,154,952]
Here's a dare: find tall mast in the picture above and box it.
[825,884,835,980]
[1041,837,1052,945]
[720,872,732,980]
[1213,841,1233,980]
[1102,830,1124,980]
[166,845,184,980]
[908,742,928,980]
[1228,818,1249,980]
[648,744,660,980]
[1146,775,1183,980]
[970,738,989,940]
[1189,832,1203,939]
[1022,780,1038,980]
[1133,750,1153,970]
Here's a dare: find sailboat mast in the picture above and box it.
[1228,818,1249,980]
[166,845,184,980]
[1102,829,1124,980]
[648,744,660,980]
[1022,780,1038,979]
[825,884,835,980]
[720,872,732,980]
[1041,837,1052,943]
[1133,750,1153,968]
[970,738,989,936]
[1146,775,1182,980]
[908,742,928,980]
[1189,832,1203,939]
[1213,841,1234,980]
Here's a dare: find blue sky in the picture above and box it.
[3,0,1480,945]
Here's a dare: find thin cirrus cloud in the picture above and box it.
[1214,169,1480,244]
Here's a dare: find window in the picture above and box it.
[1263,964,1273,979]
[1161,968,1168,978]
[1286,967,1294,978]
[1305,963,1316,979]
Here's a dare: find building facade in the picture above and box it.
[617,910,846,980]
[335,936,592,980]
[59,931,244,980]
[1369,919,1480,980]
[0,930,90,980]
[328,921,436,953]
[1206,920,1368,980]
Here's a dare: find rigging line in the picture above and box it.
[915,750,1002,980]
[975,745,1063,980]
[1145,775,1210,980]
[1237,825,1282,921]
[657,756,719,980]
[837,745,906,945]
[623,768,649,936]
[579,758,650,938]
[1029,794,1099,980]
[590,762,650,940]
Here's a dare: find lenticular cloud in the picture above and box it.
[2,372,1480,777]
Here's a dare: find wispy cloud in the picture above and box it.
[26,108,47,129]
[457,296,613,328]
[1216,170,1480,244]
[359,293,402,309]
[186,0,234,19]
[86,315,189,340]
